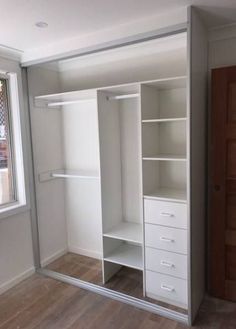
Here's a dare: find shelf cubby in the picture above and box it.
[142,120,186,159]
[104,243,143,271]
[140,77,186,121]
[142,160,187,202]
[103,222,142,244]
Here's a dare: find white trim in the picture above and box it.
[0,267,35,295]
[0,72,29,220]
[209,23,236,42]
[0,45,23,62]
[0,73,28,219]
[68,245,102,260]
[40,248,68,267]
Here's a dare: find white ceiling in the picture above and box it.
[1,0,236,64]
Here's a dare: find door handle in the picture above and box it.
[160,212,174,217]
[161,284,175,292]
[214,185,220,191]
[160,237,174,243]
[160,260,175,268]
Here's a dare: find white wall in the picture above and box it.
[0,56,34,294]
[209,26,236,69]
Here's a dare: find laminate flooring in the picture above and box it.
[1,272,236,328]
[45,252,186,313]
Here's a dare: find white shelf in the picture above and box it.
[39,169,100,182]
[104,244,143,270]
[142,118,186,123]
[144,188,187,203]
[103,222,142,244]
[34,76,186,108]
[143,154,186,161]
[35,89,97,108]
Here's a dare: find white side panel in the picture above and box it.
[27,67,68,264]
[119,98,142,224]
[188,7,208,323]
[97,91,123,233]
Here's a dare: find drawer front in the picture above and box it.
[146,270,188,306]
[145,247,187,279]
[144,199,187,229]
[145,224,187,254]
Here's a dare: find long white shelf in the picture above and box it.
[142,118,186,123]
[144,188,187,203]
[34,76,186,108]
[104,244,143,270]
[142,154,186,161]
[103,222,142,244]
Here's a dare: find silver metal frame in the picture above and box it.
[21,23,187,67]
[22,21,193,326]
[37,268,188,324]
[186,6,192,326]
[22,68,41,269]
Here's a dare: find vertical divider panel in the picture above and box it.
[97,90,123,282]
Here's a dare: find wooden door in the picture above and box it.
[209,66,236,300]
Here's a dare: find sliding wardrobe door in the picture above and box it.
[188,6,208,324]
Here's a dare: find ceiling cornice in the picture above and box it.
[0,44,23,62]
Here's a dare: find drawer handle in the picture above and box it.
[161,284,175,292]
[160,212,174,217]
[161,260,175,268]
[160,236,174,243]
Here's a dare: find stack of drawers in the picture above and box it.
[144,199,188,308]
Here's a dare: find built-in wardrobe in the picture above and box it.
[26,7,207,325]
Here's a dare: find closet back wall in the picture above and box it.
[62,100,102,258]
[59,36,186,91]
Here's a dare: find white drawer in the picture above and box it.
[146,270,188,307]
[145,224,187,254]
[144,199,187,229]
[145,247,187,279]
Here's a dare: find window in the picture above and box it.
[0,71,27,216]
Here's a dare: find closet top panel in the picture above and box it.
[34,76,186,108]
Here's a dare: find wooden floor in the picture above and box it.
[1,273,236,329]
[46,252,186,314]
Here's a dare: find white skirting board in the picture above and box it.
[68,245,102,260]
[0,267,35,295]
[40,248,68,267]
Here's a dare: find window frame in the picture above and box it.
[0,71,28,218]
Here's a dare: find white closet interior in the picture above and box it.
[27,20,207,322]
